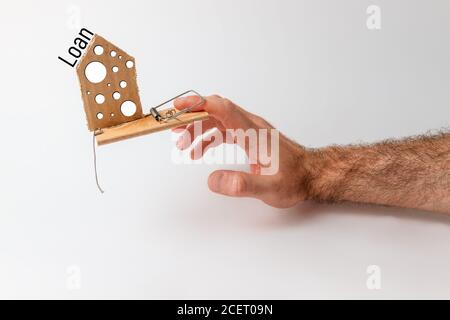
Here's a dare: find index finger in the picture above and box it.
[174,94,255,131]
[174,95,228,117]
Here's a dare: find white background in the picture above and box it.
[0,0,449,299]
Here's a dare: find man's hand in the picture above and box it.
[173,95,450,213]
[174,95,309,208]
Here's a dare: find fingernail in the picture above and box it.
[209,173,223,193]
[174,97,186,104]
[176,138,183,150]
[176,134,190,150]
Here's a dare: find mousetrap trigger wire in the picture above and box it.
[149,90,206,123]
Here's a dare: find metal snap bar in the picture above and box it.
[149,89,206,123]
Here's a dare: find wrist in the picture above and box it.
[282,139,349,204]
[302,146,344,201]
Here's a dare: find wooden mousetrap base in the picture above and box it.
[96,108,208,146]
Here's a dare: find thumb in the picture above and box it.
[208,170,271,199]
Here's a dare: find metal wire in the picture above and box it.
[93,132,104,194]
[149,89,206,123]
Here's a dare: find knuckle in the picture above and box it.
[222,98,234,108]
[212,98,237,125]
[230,174,247,196]
[251,114,272,128]
[254,115,267,127]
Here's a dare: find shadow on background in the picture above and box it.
[260,200,450,229]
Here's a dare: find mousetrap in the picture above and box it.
[76,34,208,146]
[75,34,208,192]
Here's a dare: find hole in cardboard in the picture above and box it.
[85,62,107,83]
[112,66,119,73]
[111,50,117,57]
[126,60,134,68]
[107,83,111,87]
[110,112,115,117]
[120,81,127,88]
[119,55,123,59]
[113,92,121,100]
[95,94,105,104]
[94,46,104,55]
[120,101,137,117]
[97,112,104,120]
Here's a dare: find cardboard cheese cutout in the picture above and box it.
[76,35,144,131]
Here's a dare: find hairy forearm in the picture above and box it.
[304,133,450,213]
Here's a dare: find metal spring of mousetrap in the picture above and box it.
[149,89,206,122]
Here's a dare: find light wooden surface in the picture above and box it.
[96,109,209,145]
